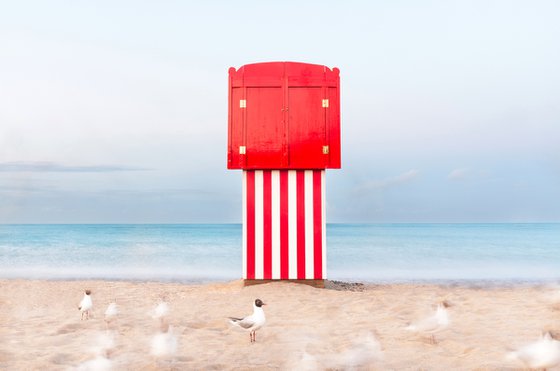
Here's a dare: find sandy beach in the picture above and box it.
[1,279,559,370]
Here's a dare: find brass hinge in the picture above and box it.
[322,99,329,108]
[322,145,329,154]
[239,146,246,154]
[239,99,246,108]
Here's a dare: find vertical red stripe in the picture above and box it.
[313,170,323,279]
[296,170,306,279]
[246,171,255,280]
[280,171,289,279]
[262,170,272,279]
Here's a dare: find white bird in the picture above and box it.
[323,332,384,369]
[76,355,112,371]
[152,301,169,321]
[104,302,118,328]
[91,331,117,358]
[286,351,320,371]
[150,323,178,358]
[229,299,267,343]
[78,290,93,320]
[405,301,450,344]
[506,331,560,369]
[105,302,118,318]
[78,331,116,371]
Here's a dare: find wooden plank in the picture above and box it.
[243,279,325,289]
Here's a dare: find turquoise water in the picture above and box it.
[0,224,558,283]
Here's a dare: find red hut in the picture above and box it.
[227,61,341,285]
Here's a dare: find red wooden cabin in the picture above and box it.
[227,61,341,285]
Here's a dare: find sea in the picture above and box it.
[0,223,558,284]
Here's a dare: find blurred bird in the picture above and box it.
[323,332,384,369]
[152,300,169,322]
[77,331,116,371]
[76,355,112,371]
[150,323,178,358]
[78,290,93,320]
[286,351,320,371]
[228,299,266,343]
[105,302,118,318]
[405,301,450,344]
[104,301,118,328]
[92,331,117,358]
[506,331,560,369]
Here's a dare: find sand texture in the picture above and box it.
[1,279,560,370]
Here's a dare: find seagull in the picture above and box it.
[77,331,116,370]
[405,301,450,344]
[76,355,112,371]
[151,300,169,324]
[78,290,93,320]
[150,323,178,358]
[92,330,117,358]
[506,331,560,369]
[229,299,266,343]
[323,332,384,369]
[104,301,118,328]
[287,351,320,371]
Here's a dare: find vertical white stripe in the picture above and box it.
[242,171,247,279]
[254,170,264,279]
[288,170,297,279]
[304,170,314,279]
[271,171,281,279]
[322,171,327,279]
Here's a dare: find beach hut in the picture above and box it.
[227,62,341,286]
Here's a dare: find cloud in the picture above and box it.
[447,168,469,181]
[0,185,225,199]
[447,168,492,182]
[0,161,150,173]
[354,170,420,192]
[0,185,50,193]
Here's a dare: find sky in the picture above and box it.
[0,0,559,223]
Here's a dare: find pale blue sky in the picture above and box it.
[1,0,559,223]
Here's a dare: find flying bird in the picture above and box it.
[78,290,93,320]
[229,299,266,343]
[506,331,560,369]
[405,301,450,344]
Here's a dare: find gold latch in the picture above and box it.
[239,99,246,108]
[239,146,246,154]
[322,99,329,108]
[322,145,329,154]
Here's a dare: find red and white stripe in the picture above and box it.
[242,170,326,280]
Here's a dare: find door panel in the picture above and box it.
[228,87,244,168]
[245,87,284,168]
[288,87,325,168]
